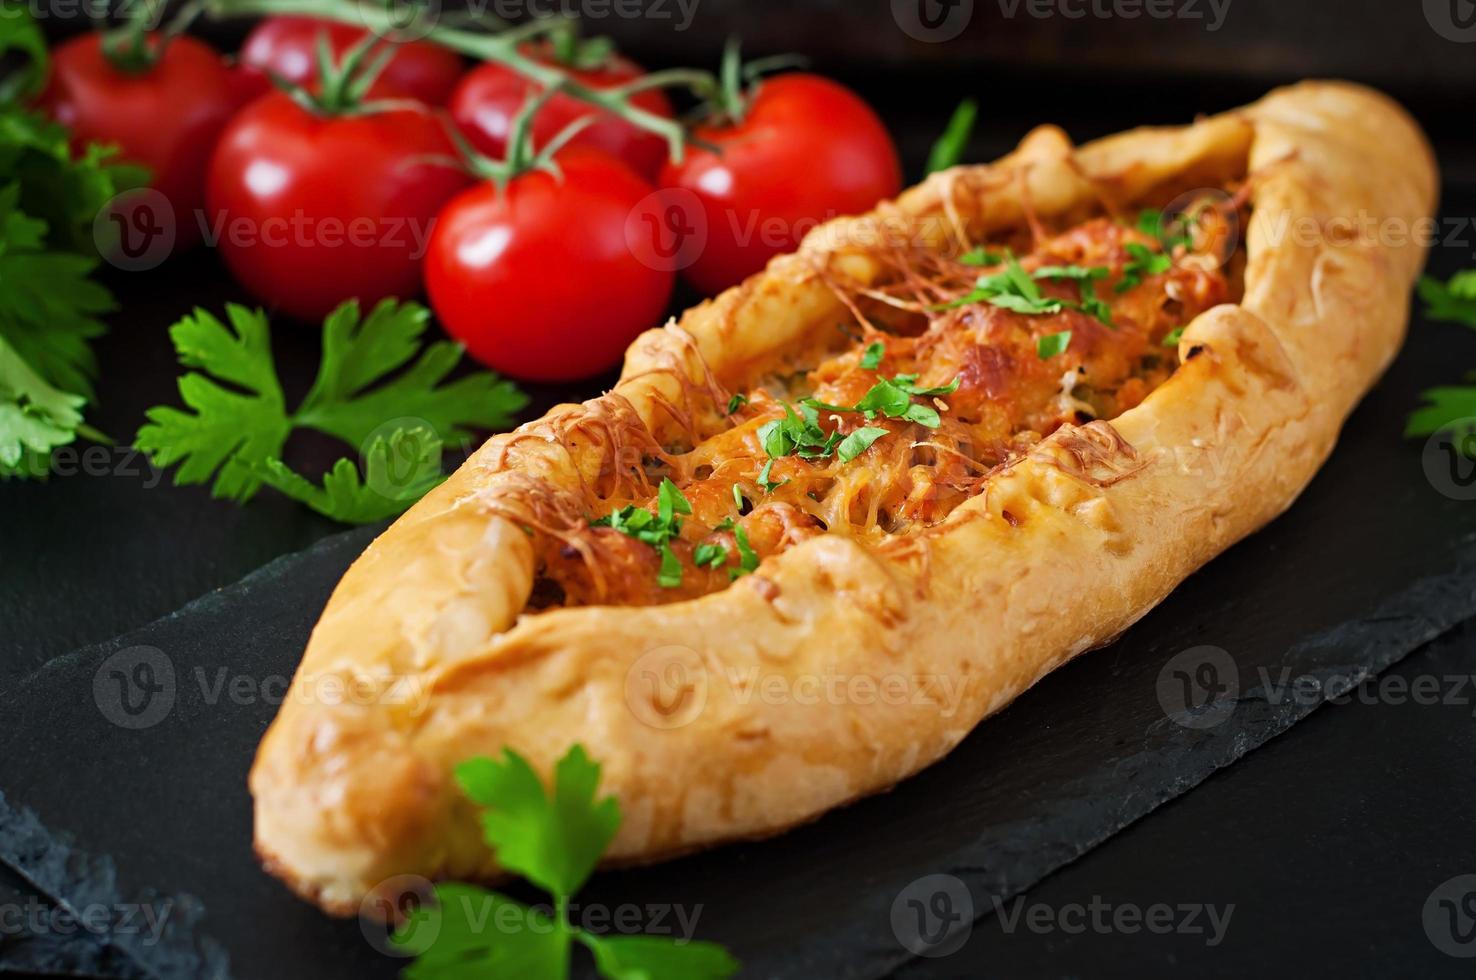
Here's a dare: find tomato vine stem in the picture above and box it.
[204,0,710,164]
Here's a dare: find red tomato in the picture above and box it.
[206,91,469,321]
[38,33,243,249]
[238,16,463,106]
[424,150,674,381]
[658,73,901,296]
[449,43,674,181]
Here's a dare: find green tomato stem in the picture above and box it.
[205,0,709,164]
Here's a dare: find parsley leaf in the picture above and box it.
[136,299,526,503]
[1116,242,1173,294]
[925,98,977,175]
[693,541,729,568]
[403,746,739,980]
[1407,387,1476,441]
[726,392,748,414]
[958,246,1004,267]
[860,341,885,370]
[456,745,620,899]
[396,884,565,976]
[1135,207,1193,251]
[0,183,113,402]
[757,458,786,492]
[803,375,958,432]
[1037,331,1072,359]
[593,478,691,588]
[0,331,85,473]
[731,525,759,579]
[837,425,889,462]
[1418,271,1476,328]
[1162,326,1186,347]
[0,4,49,103]
[247,424,446,524]
[579,933,741,980]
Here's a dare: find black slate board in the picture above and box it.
[7,245,1476,980]
[6,130,1476,980]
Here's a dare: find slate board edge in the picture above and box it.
[862,555,1476,979]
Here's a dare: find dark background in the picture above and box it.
[4,1,1476,977]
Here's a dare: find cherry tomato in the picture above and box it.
[38,32,243,249]
[206,91,469,321]
[658,73,901,296]
[237,17,463,106]
[449,43,674,181]
[424,150,674,382]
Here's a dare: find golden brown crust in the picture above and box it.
[249,81,1437,915]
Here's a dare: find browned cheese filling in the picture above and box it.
[517,198,1247,610]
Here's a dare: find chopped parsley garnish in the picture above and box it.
[398,745,739,979]
[592,477,692,588]
[1116,242,1173,293]
[1136,207,1194,251]
[959,246,1005,266]
[939,255,1114,326]
[804,375,960,431]
[1418,270,1476,328]
[693,542,728,568]
[757,458,787,493]
[925,98,977,175]
[726,392,748,414]
[1406,269,1476,449]
[836,425,890,462]
[1035,263,1114,326]
[1161,326,1186,347]
[732,525,759,579]
[1037,331,1072,359]
[758,402,842,461]
[860,341,885,370]
[941,255,1063,314]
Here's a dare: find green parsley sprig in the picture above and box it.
[1135,207,1194,252]
[1116,242,1173,294]
[394,745,739,979]
[134,299,527,521]
[594,478,759,586]
[925,98,977,175]
[592,478,691,588]
[0,5,146,478]
[937,254,1116,327]
[1417,270,1476,328]
[1407,269,1476,447]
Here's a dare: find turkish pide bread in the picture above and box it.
[251,81,1437,914]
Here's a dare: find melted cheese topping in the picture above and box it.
[527,213,1237,609]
